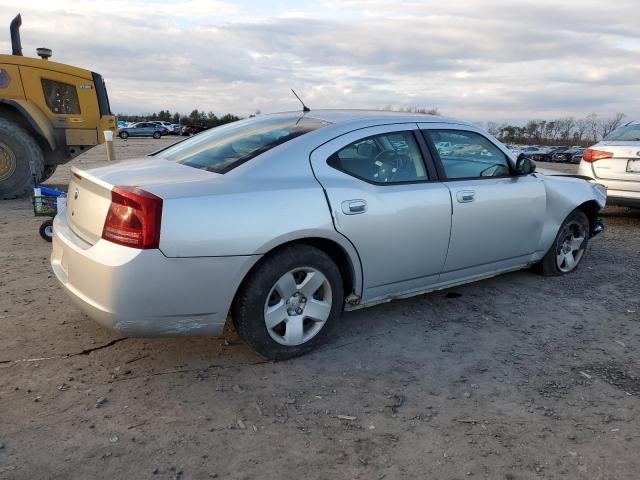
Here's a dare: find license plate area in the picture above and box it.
[627,159,640,173]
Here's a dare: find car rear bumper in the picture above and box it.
[577,163,640,208]
[51,210,259,336]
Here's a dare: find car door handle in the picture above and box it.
[456,190,475,203]
[342,199,367,215]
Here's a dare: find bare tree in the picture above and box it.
[543,121,556,141]
[524,120,538,142]
[573,118,589,143]
[404,106,441,115]
[557,117,576,142]
[598,113,626,139]
[585,113,600,142]
[486,121,501,137]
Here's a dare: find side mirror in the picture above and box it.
[515,154,536,175]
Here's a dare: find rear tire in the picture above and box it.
[534,209,589,276]
[39,219,53,242]
[232,245,344,360]
[0,118,44,199]
[152,132,161,139]
[119,131,129,139]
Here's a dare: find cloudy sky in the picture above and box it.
[1,0,638,123]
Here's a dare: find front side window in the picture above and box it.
[41,79,80,114]
[327,131,428,184]
[157,115,327,174]
[427,130,510,179]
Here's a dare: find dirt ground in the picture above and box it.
[1,138,639,480]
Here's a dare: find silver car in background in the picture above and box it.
[52,111,606,360]
[578,121,640,207]
[118,122,165,139]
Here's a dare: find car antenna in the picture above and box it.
[291,89,310,112]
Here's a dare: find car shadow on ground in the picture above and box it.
[95,267,544,374]
[600,205,640,218]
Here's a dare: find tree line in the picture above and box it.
[382,106,628,146]
[381,105,441,115]
[482,113,627,146]
[117,107,629,146]
[116,109,241,128]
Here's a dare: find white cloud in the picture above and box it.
[0,0,638,122]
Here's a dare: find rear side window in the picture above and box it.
[327,131,428,184]
[157,115,327,173]
[41,79,81,114]
[604,124,640,141]
[427,130,510,179]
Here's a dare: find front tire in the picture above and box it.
[119,131,129,139]
[232,245,344,360]
[535,209,589,276]
[0,118,44,199]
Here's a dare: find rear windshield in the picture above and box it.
[604,124,640,141]
[156,115,327,173]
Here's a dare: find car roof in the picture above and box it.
[266,109,476,128]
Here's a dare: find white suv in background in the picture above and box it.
[579,121,640,208]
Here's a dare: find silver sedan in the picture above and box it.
[578,121,640,208]
[52,110,606,359]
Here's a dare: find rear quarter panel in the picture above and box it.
[157,176,338,257]
[150,140,360,260]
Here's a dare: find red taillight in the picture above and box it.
[583,148,613,163]
[102,186,162,249]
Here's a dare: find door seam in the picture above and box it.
[440,184,455,277]
[308,152,365,298]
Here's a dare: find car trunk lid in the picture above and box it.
[66,158,217,245]
[589,141,640,182]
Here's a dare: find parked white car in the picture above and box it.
[578,121,640,207]
[51,110,607,359]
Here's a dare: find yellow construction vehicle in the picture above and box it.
[0,14,117,199]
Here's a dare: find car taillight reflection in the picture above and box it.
[102,186,162,249]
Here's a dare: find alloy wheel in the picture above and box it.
[264,267,333,346]
[556,221,586,272]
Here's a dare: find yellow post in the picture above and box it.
[104,130,116,161]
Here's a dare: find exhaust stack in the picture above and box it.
[10,14,22,56]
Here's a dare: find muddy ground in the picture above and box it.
[1,138,639,479]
